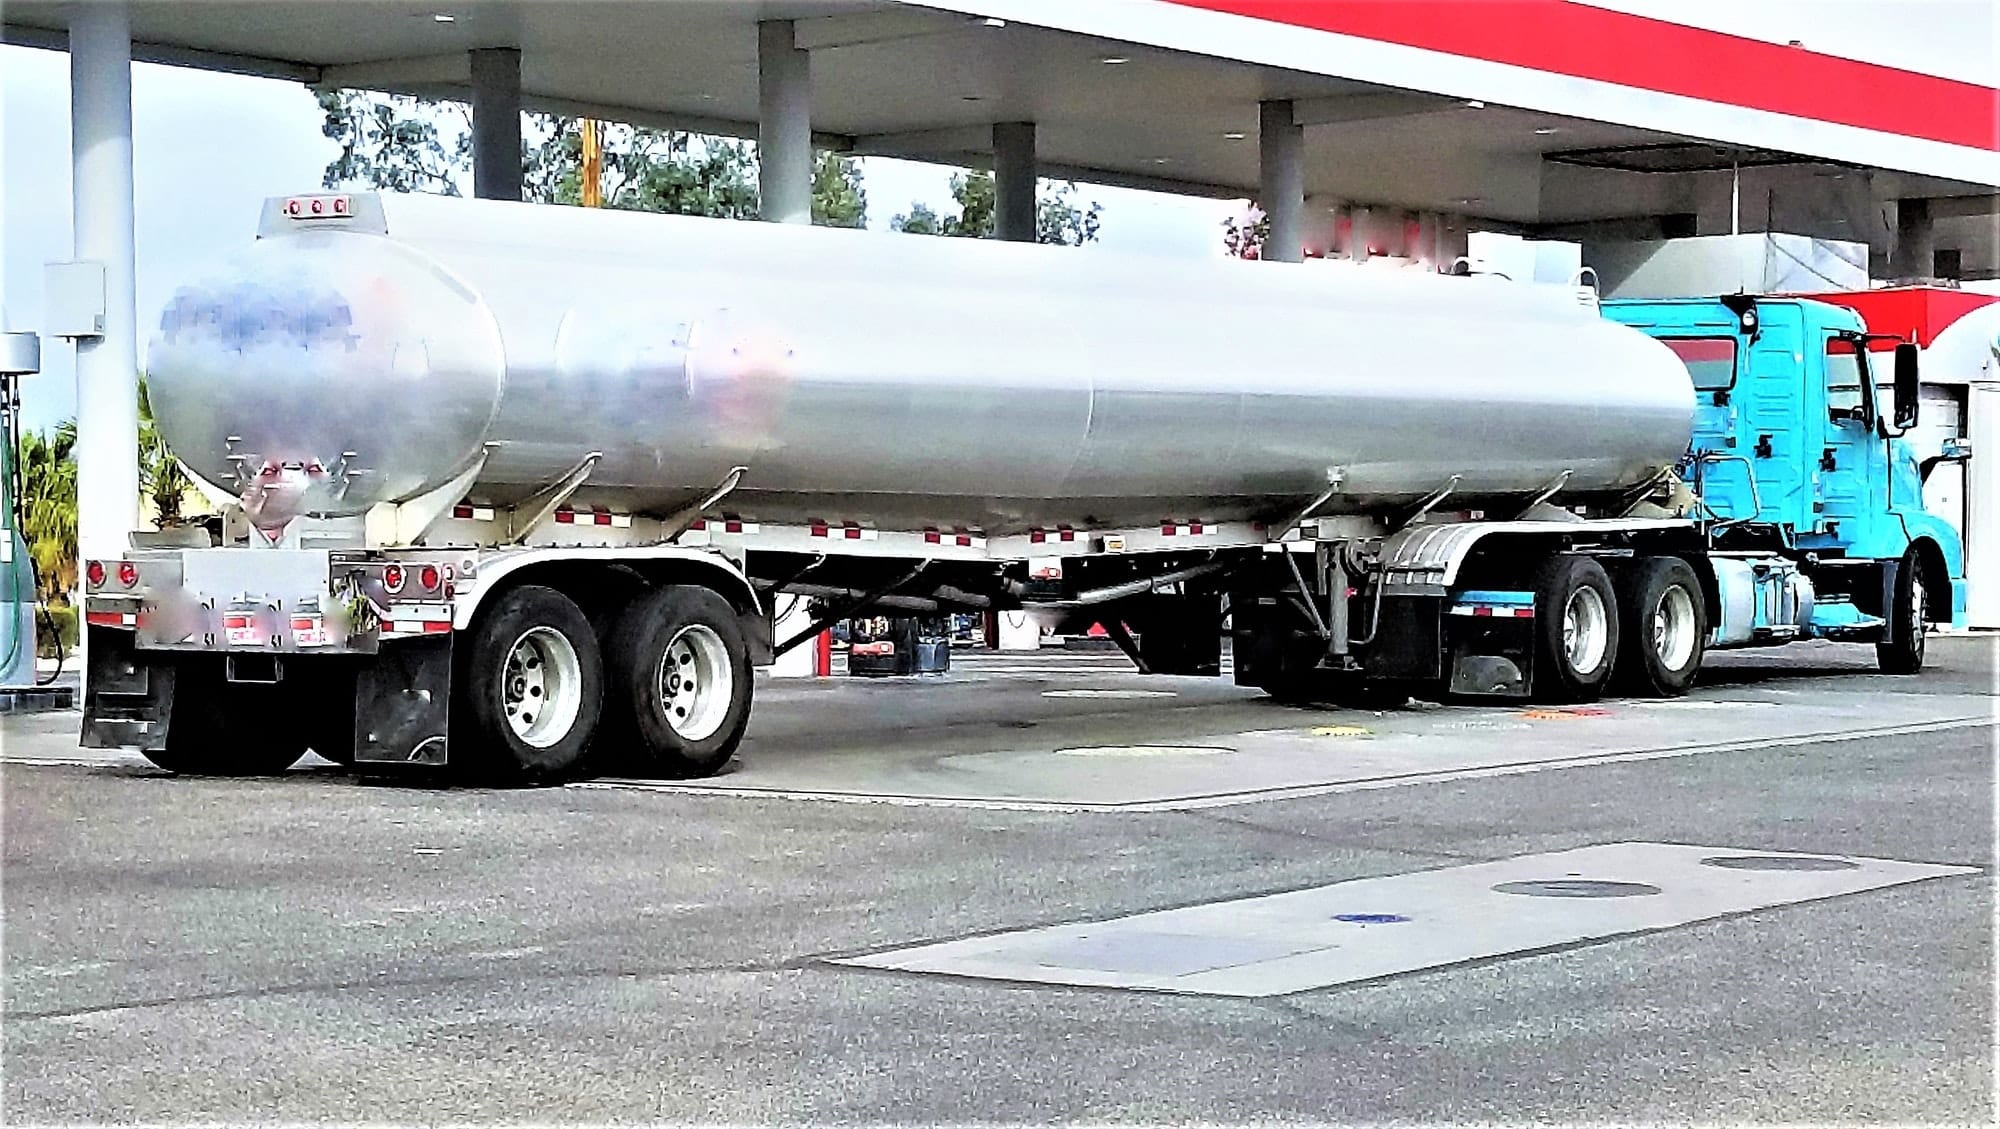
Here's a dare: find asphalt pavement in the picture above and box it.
[2,637,1992,1123]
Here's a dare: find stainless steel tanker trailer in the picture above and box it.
[79,191,1963,783]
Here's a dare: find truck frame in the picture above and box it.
[80,292,1966,783]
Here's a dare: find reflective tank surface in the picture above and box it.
[147,192,1695,533]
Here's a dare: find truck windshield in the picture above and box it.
[1658,337,1736,391]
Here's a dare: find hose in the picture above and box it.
[1,376,65,686]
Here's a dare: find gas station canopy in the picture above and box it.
[4,0,1996,236]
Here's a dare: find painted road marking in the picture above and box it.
[834,842,1979,997]
[571,717,1993,813]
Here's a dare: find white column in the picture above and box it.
[69,2,139,566]
[469,48,522,201]
[1966,383,2000,630]
[1258,100,1303,263]
[997,610,1041,651]
[993,121,1037,242]
[765,595,819,677]
[758,20,812,224]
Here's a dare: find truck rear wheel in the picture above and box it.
[602,585,753,778]
[1876,548,1928,675]
[455,585,604,784]
[141,661,309,776]
[1531,555,1620,703]
[1613,557,1706,697]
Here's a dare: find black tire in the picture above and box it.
[602,585,753,778]
[1876,547,1929,675]
[1612,557,1707,697]
[1530,555,1620,703]
[141,660,308,776]
[454,585,604,784]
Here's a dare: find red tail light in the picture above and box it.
[383,564,406,593]
[86,560,106,587]
[418,564,441,591]
[117,562,139,587]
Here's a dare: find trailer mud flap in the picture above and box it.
[80,625,176,750]
[354,636,453,767]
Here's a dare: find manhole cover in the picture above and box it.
[1493,879,1663,898]
[1700,855,1860,872]
[1042,689,1178,699]
[1054,745,1232,758]
[1332,913,1409,924]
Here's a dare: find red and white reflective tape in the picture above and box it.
[1159,520,1213,537]
[1448,605,1536,618]
[451,503,497,521]
[1028,525,1082,545]
[809,520,878,541]
[84,610,137,628]
[553,506,633,528]
[689,517,762,535]
[380,619,453,637]
[923,527,987,548]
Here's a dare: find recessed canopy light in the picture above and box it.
[978,16,1007,27]
[431,12,455,22]
[1533,127,1560,135]
[1150,157,1172,164]
[1222,131,1247,140]
[961,95,985,102]
[1457,196,1484,206]
[1100,55,1130,64]
[1463,100,1485,108]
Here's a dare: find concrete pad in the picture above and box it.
[836,842,1980,997]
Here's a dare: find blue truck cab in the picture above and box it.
[1605,296,1965,667]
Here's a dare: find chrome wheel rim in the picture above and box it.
[658,624,733,742]
[504,627,584,748]
[1562,586,1610,677]
[1653,584,1699,671]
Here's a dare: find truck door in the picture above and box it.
[1818,334,1883,535]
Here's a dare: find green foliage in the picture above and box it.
[812,151,868,228]
[36,603,76,660]
[890,170,1102,245]
[138,377,191,529]
[326,93,868,227]
[17,420,76,606]
[317,89,469,196]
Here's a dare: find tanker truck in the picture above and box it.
[79,192,1966,783]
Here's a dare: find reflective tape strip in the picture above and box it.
[451,504,497,521]
[85,611,136,628]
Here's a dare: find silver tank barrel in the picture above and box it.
[146,192,1694,533]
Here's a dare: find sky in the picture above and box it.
[0,43,1237,432]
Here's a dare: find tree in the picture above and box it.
[317,89,469,196]
[138,377,191,529]
[812,150,868,228]
[1222,203,1268,259]
[890,170,1102,246]
[18,421,76,606]
[321,91,868,227]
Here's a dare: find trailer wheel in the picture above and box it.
[1876,548,1928,675]
[1531,555,1620,703]
[456,585,604,783]
[1613,557,1706,697]
[603,585,753,778]
[140,661,309,776]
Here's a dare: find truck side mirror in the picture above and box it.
[1892,342,1920,431]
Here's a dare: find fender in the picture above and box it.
[450,545,761,631]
